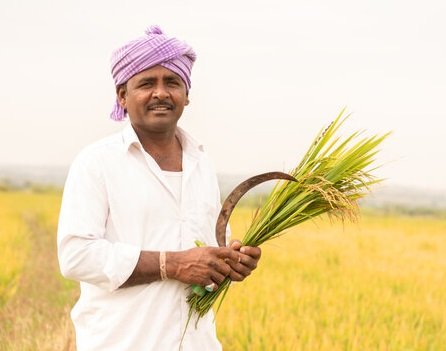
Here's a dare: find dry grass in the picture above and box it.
[0,191,78,351]
[2,191,446,350]
[216,207,446,350]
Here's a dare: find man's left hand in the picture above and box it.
[227,240,261,282]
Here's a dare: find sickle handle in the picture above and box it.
[215,171,296,247]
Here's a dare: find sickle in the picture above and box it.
[215,171,297,247]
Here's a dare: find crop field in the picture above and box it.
[1,190,446,350]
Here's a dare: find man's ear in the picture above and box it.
[185,97,190,106]
[116,84,127,108]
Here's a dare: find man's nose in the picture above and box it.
[152,84,169,99]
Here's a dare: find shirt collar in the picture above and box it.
[121,122,204,159]
[122,122,141,150]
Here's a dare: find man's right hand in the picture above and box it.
[167,247,239,290]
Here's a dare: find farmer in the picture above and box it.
[57,25,261,350]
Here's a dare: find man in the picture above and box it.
[57,25,261,350]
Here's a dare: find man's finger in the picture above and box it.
[216,247,239,262]
[210,271,226,285]
[228,240,242,250]
[238,255,258,270]
[210,259,231,277]
[204,281,218,292]
[229,270,248,282]
[240,246,261,260]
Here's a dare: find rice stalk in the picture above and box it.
[186,109,390,323]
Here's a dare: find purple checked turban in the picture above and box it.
[110,25,197,121]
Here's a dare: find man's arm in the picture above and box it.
[58,151,141,291]
[120,246,242,289]
[59,149,262,291]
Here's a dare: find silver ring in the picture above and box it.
[205,283,216,292]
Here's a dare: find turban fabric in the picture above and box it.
[110,25,196,121]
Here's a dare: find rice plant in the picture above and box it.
[186,109,390,323]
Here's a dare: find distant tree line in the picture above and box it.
[0,179,61,193]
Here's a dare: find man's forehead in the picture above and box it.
[135,65,182,80]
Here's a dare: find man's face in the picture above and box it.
[118,65,189,135]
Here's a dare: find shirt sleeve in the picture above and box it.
[57,149,140,291]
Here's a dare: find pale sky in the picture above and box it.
[1,0,445,191]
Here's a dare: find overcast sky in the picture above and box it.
[1,0,445,191]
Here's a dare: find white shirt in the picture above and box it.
[162,170,183,204]
[57,123,224,351]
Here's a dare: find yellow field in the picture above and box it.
[1,190,446,350]
[0,191,77,351]
[0,191,62,305]
[218,208,446,350]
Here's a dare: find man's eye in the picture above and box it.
[139,82,153,88]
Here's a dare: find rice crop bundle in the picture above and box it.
[186,109,390,325]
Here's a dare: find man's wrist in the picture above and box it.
[165,251,179,280]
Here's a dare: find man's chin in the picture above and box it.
[140,121,179,134]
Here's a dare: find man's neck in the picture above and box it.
[132,125,183,171]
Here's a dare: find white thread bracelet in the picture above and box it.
[159,251,168,281]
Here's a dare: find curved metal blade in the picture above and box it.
[215,171,297,247]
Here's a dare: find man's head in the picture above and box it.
[110,25,196,121]
[116,65,190,135]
